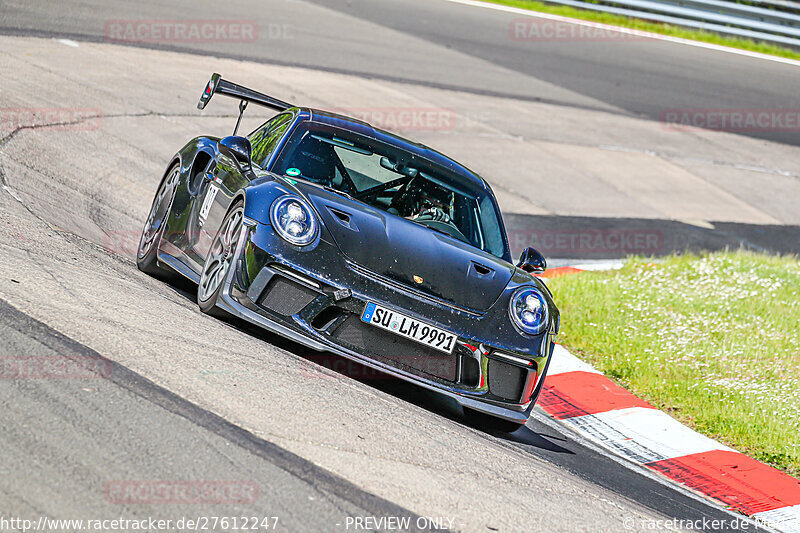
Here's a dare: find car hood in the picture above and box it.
[298,184,515,312]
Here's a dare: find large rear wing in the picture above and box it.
[197,73,293,112]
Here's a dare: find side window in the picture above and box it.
[249,113,292,168]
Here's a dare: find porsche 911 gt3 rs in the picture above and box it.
[138,74,559,432]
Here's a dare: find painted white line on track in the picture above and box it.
[57,39,79,47]
[754,505,800,533]
[443,0,800,68]
[547,344,603,376]
[565,407,732,463]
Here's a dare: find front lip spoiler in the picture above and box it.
[211,229,532,424]
[161,224,535,424]
[217,287,532,424]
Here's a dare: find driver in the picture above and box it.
[408,190,452,224]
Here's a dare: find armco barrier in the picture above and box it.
[523,0,800,48]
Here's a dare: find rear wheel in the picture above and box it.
[197,201,244,316]
[137,163,179,277]
[463,407,525,434]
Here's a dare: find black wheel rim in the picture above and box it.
[199,207,244,302]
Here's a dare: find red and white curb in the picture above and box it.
[537,260,625,278]
[539,344,800,532]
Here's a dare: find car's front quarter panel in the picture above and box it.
[241,173,301,225]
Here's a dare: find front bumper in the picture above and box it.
[217,220,555,424]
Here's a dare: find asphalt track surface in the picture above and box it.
[3,0,800,146]
[0,297,769,533]
[0,0,793,531]
[0,300,427,532]
[4,0,800,255]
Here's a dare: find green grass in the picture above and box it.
[487,0,800,60]
[548,251,800,477]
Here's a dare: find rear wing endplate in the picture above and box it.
[197,73,293,112]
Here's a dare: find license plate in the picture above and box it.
[361,302,456,354]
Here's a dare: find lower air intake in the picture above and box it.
[488,358,527,402]
[258,276,319,316]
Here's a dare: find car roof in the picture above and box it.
[295,108,490,192]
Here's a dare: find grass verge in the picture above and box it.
[547,251,800,477]
[485,0,800,61]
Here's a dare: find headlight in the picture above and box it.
[269,195,318,246]
[509,287,548,335]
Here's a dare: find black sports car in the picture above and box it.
[138,74,559,432]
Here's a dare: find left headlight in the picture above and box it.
[269,195,318,246]
[509,287,549,335]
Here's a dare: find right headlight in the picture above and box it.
[269,195,318,246]
[509,287,549,335]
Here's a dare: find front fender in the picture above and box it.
[242,173,307,224]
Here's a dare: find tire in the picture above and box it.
[197,200,245,317]
[137,163,180,277]
[463,407,525,434]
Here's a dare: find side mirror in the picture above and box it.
[517,247,547,274]
[219,135,252,171]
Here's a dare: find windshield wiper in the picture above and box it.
[426,226,451,237]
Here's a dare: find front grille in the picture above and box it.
[258,276,319,316]
[331,315,457,381]
[487,358,527,402]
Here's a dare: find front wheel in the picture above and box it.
[197,201,245,316]
[463,407,525,434]
[137,163,179,277]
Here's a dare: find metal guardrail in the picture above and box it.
[541,0,800,48]
[746,0,800,12]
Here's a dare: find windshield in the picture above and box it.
[271,121,508,259]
